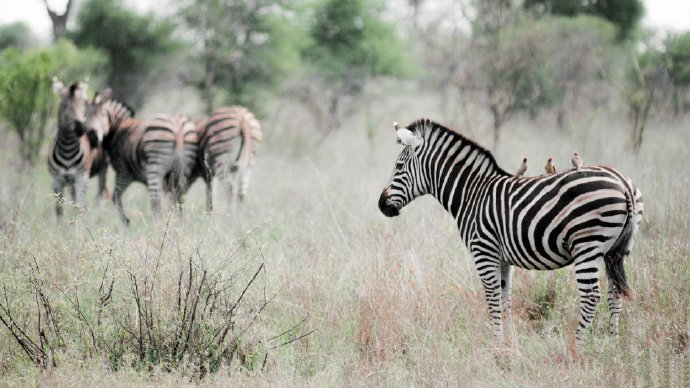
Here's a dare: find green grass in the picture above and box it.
[0,90,688,386]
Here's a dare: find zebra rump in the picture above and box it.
[196,106,262,210]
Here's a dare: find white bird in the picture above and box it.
[515,157,528,177]
[571,152,582,172]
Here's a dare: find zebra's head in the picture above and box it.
[379,122,427,217]
[53,78,88,136]
[83,88,113,148]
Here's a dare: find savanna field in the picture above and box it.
[0,85,688,386]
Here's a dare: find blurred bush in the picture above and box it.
[0,40,108,165]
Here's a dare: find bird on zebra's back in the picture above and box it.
[379,119,643,343]
[48,77,109,219]
[571,152,582,171]
[515,157,528,177]
[545,157,556,174]
[195,106,263,212]
[83,88,198,224]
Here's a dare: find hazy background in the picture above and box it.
[0,0,688,385]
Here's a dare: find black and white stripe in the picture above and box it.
[379,119,643,341]
[84,90,198,224]
[47,80,108,218]
[195,106,262,211]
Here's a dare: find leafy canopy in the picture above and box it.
[69,0,176,106]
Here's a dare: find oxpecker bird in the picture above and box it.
[571,152,582,171]
[545,157,556,174]
[515,157,528,177]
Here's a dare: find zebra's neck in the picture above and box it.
[415,121,509,241]
[102,100,138,147]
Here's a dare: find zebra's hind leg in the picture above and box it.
[112,173,133,225]
[96,166,108,201]
[205,177,213,212]
[500,263,514,335]
[573,253,603,341]
[607,272,624,336]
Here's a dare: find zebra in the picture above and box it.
[195,106,262,211]
[83,89,199,224]
[378,119,644,341]
[47,78,108,218]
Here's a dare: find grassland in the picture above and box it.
[0,89,688,386]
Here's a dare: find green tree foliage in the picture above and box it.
[524,0,643,40]
[179,0,303,113]
[301,0,412,129]
[69,0,176,108]
[0,41,107,165]
[0,22,35,51]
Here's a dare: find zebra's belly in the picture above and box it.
[501,246,573,270]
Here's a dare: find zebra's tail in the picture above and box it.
[604,191,636,301]
[167,121,192,207]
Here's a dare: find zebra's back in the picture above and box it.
[481,166,638,271]
[198,106,262,175]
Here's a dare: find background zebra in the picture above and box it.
[83,89,198,224]
[196,106,262,211]
[47,78,108,218]
[378,119,644,341]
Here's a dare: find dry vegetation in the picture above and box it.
[0,86,688,386]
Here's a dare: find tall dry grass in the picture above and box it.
[0,85,688,386]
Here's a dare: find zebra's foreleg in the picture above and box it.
[113,173,133,225]
[475,257,504,340]
[574,255,602,341]
[607,271,624,336]
[74,172,89,211]
[53,179,65,219]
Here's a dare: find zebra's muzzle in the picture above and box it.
[378,188,400,217]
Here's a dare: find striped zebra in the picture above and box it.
[378,119,644,341]
[196,106,262,211]
[48,79,108,218]
[83,89,199,224]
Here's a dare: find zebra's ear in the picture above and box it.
[396,127,423,148]
[52,76,66,97]
[94,88,113,104]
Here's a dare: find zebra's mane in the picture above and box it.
[407,118,509,176]
[108,99,136,118]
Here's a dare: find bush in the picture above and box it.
[0,41,107,166]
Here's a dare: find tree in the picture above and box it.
[0,48,54,165]
[178,0,303,114]
[0,22,35,51]
[301,0,412,130]
[0,41,107,165]
[69,0,176,108]
[623,49,671,153]
[666,32,690,115]
[42,0,75,42]
[542,16,616,129]
[524,0,644,41]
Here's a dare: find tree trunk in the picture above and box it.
[490,104,502,154]
[43,0,73,42]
